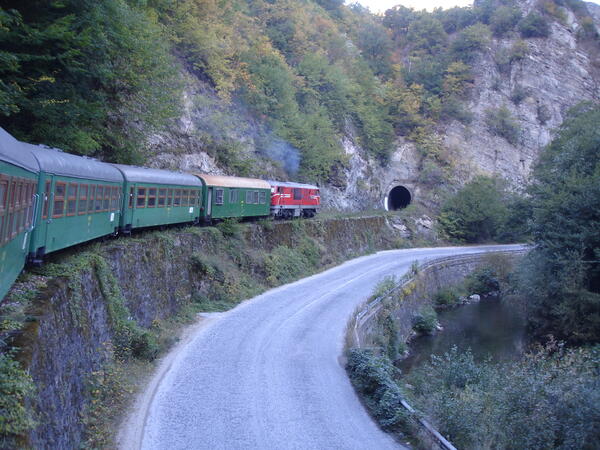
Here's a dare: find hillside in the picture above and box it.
[1,0,599,210]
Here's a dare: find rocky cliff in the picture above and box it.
[143,1,599,211]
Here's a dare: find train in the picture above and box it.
[0,127,320,299]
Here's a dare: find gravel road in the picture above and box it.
[125,245,522,450]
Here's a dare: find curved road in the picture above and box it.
[129,245,522,450]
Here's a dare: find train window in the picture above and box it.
[174,189,181,206]
[111,186,119,210]
[167,189,173,207]
[293,188,301,200]
[259,192,266,204]
[229,189,238,203]
[253,191,259,204]
[95,186,104,211]
[0,177,6,243]
[103,186,110,211]
[158,188,167,207]
[53,182,66,218]
[88,185,96,213]
[215,189,224,205]
[278,187,284,193]
[137,187,146,208]
[245,191,253,204]
[190,190,197,206]
[181,189,189,207]
[24,183,32,228]
[148,187,157,208]
[78,185,88,215]
[67,183,78,216]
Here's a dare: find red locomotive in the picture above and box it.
[268,180,320,218]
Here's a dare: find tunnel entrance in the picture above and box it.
[387,185,411,210]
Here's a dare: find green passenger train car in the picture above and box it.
[111,165,203,231]
[193,174,271,221]
[0,129,39,299]
[28,146,124,261]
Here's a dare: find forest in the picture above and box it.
[1,0,597,181]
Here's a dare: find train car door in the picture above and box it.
[206,188,212,218]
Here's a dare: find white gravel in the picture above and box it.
[122,245,522,450]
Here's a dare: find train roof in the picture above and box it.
[28,145,123,182]
[267,180,319,190]
[0,128,40,173]
[194,174,271,189]
[111,164,202,187]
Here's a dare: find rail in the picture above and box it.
[350,248,526,450]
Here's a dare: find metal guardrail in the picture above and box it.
[351,249,526,450]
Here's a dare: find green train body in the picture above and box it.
[0,127,320,300]
[195,174,271,221]
[112,165,203,231]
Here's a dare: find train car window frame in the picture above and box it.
[158,188,167,207]
[111,186,119,210]
[66,183,78,217]
[181,189,189,207]
[52,182,66,219]
[94,185,104,212]
[7,179,16,238]
[42,180,51,220]
[215,188,224,205]
[174,189,181,207]
[259,192,266,204]
[136,187,147,208]
[167,189,173,207]
[293,188,302,200]
[229,189,238,204]
[78,185,88,215]
[26,181,35,228]
[253,191,259,204]
[102,185,110,211]
[245,191,252,204]
[88,185,96,214]
[147,187,157,208]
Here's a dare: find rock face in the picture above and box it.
[144,4,599,212]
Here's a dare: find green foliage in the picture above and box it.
[519,12,551,38]
[465,266,501,295]
[484,105,521,145]
[407,345,600,449]
[519,102,600,344]
[412,306,438,334]
[264,240,321,286]
[0,352,36,447]
[490,6,522,37]
[450,23,491,62]
[406,16,448,55]
[438,176,513,243]
[0,0,181,163]
[346,349,413,431]
[434,287,461,307]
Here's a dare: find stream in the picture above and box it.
[398,296,527,374]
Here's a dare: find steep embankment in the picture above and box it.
[1,215,425,448]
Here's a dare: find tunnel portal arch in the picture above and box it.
[385,185,412,211]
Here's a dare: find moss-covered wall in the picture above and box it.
[1,215,413,448]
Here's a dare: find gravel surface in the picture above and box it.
[130,245,521,450]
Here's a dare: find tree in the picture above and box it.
[520,103,600,343]
[438,176,514,243]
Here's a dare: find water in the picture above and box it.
[398,297,527,374]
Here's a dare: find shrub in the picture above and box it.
[484,105,521,145]
[412,306,438,334]
[510,85,530,105]
[438,176,511,243]
[434,287,461,307]
[465,266,500,295]
[451,23,491,62]
[490,6,522,37]
[519,12,551,38]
